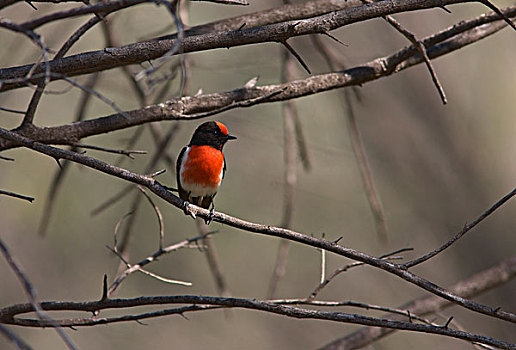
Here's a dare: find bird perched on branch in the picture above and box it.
[176,121,236,223]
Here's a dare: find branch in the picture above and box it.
[1,294,514,349]
[403,187,516,268]
[321,255,516,349]
[0,127,515,325]
[2,7,514,151]
[0,0,484,92]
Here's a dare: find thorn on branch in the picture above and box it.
[442,316,454,329]
[148,169,167,178]
[244,76,259,89]
[100,274,108,302]
[54,157,62,168]
[0,189,35,203]
[0,155,15,161]
[281,40,311,74]
[440,6,452,13]
[321,31,348,47]
[332,236,343,244]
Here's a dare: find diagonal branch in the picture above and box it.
[321,255,516,349]
[403,187,516,268]
[0,127,515,325]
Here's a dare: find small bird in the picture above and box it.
[176,121,236,223]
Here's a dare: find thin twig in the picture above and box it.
[136,186,165,251]
[382,14,447,104]
[308,248,412,301]
[69,142,147,158]
[108,232,213,295]
[403,187,516,268]
[0,324,32,350]
[0,237,77,350]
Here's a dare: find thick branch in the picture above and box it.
[0,0,475,92]
[1,8,513,151]
[0,295,514,349]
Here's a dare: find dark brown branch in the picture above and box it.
[321,255,516,350]
[1,295,514,349]
[2,7,513,150]
[0,0,482,92]
[0,127,515,325]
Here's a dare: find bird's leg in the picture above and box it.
[204,202,215,225]
[183,195,196,220]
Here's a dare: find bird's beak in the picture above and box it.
[226,135,237,140]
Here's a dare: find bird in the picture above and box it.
[176,121,236,223]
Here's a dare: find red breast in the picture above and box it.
[180,145,224,190]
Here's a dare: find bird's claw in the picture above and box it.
[183,201,196,220]
[204,207,215,225]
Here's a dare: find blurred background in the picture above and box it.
[1,0,515,349]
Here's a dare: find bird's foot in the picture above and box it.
[183,201,196,220]
[204,207,215,225]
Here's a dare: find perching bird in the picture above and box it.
[176,121,236,223]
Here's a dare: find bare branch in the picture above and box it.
[136,186,165,250]
[3,7,514,150]
[403,187,516,268]
[321,255,516,349]
[108,232,212,295]
[0,127,514,324]
[1,294,514,349]
[1,0,495,92]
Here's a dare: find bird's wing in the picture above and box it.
[222,154,227,179]
[176,146,188,198]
